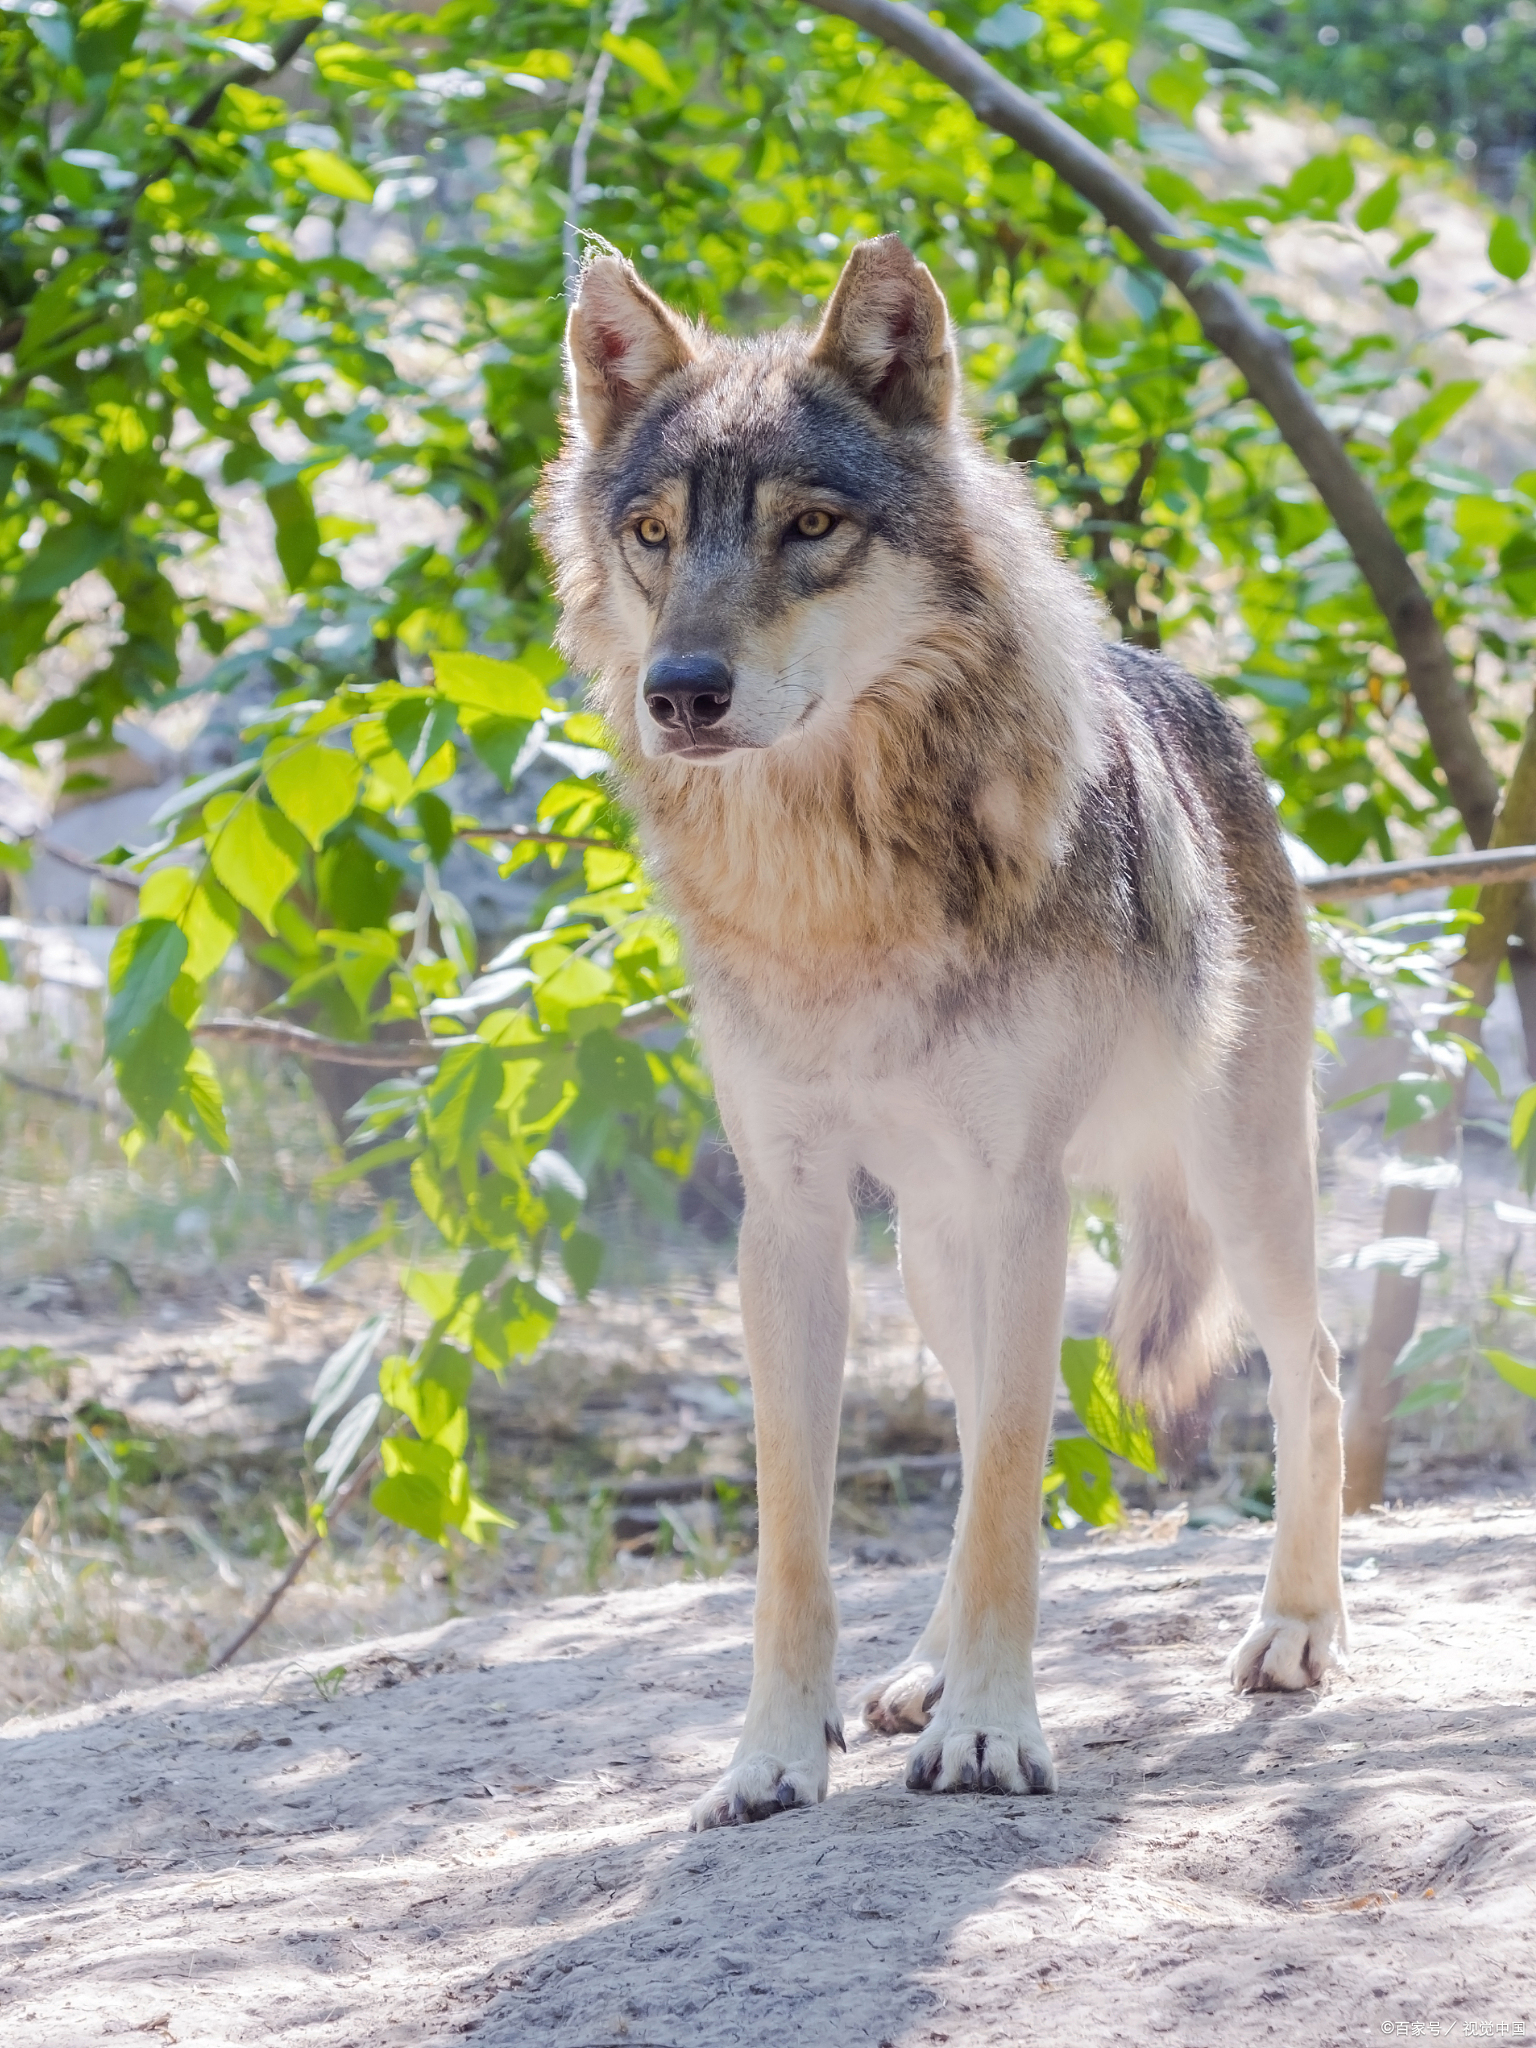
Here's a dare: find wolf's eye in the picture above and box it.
[636,516,668,548]
[794,509,836,539]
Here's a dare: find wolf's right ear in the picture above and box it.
[564,254,696,446]
[809,236,957,430]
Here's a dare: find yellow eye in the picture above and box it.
[795,509,835,539]
[636,516,668,548]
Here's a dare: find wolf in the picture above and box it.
[539,235,1347,1832]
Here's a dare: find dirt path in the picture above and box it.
[4,1498,1535,2046]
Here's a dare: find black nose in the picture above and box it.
[644,655,733,730]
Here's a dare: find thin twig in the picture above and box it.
[207,1451,379,1672]
[617,989,691,1035]
[37,839,143,889]
[1300,844,1536,900]
[457,825,618,852]
[562,0,644,290]
[193,1017,453,1067]
[0,1067,98,1109]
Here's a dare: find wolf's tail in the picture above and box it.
[1109,1166,1239,1421]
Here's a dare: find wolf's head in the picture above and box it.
[542,235,1054,766]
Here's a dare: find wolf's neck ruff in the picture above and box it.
[539,240,1110,1002]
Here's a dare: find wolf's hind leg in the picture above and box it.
[860,1211,978,1736]
[1190,1077,1347,1692]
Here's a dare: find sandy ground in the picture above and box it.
[4,1497,1534,2048]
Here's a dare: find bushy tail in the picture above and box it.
[1110,1166,1239,1422]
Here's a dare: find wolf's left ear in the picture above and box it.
[809,236,957,429]
[565,253,697,446]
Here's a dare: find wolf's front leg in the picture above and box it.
[903,1174,1067,1798]
[690,1184,853,1831]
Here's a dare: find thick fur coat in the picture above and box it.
[539,238,1347,1830]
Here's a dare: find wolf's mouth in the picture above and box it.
[664,738,743,761]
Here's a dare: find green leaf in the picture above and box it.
[266,480,321,591]
[314,1391,382,1501]
[75,1,145,76]
[1512,1084,1536,1151]
[494,1277,559,1359]
[1356,173,1400,233]
[1059,1335,1158,1472]
[371,1470,448,1542]
[413,790,455,866]
[105,920,188,1056]
[432,652,550,720]
[1390,381,1480,467]
[1145,59,1206,124]
[315,1136,420,1191]
[137,868,240,984]
[561,1228,603,1298]
[115,1014,192,1131]
[1278,151,1354,219]
[1393,1378,1465,1416]
[13,522,115,603]
[317,1204,398,1280]
[1156,6,1250,56]
[601,30,674,92]
[1051,1436,1120,1525]
[1391,1323,1471,1378]
[1388,229,1434,271]
[575,1031,655,1114]
[288,148,375,202]
[974,4,1042,50]
[374,1434,468,1541]
[1383,1072,1452,1137]
[426,1045,505,1170]
[267,741,363,851]
[535,954,620,1036]
[1481,1348,1536,1399]
[306,1315,388,1442]
[208,798,304,934]
[1454,497,1523,552]
[529,1147,586,1228]
[1489,215,1532,284]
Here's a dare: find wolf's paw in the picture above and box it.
[689,1749,829,1832]
[862,1660,943,1736]
[904,1713,1057,1797]
[1231,1610,1345,1693]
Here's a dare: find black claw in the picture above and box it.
[775,1778,799,1809]
[906,1747,941,1792]
[825,1718,847,1753]
[922,1677,945,1713]
[1026,1755,1053,1794]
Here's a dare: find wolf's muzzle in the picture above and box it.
[644,654,734,737]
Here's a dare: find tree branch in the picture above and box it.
[194,1017,448,1068]
[455,824,618,852]
[182,17,322,136]
[1300,845,1536,900]
[814,0,1501,848]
